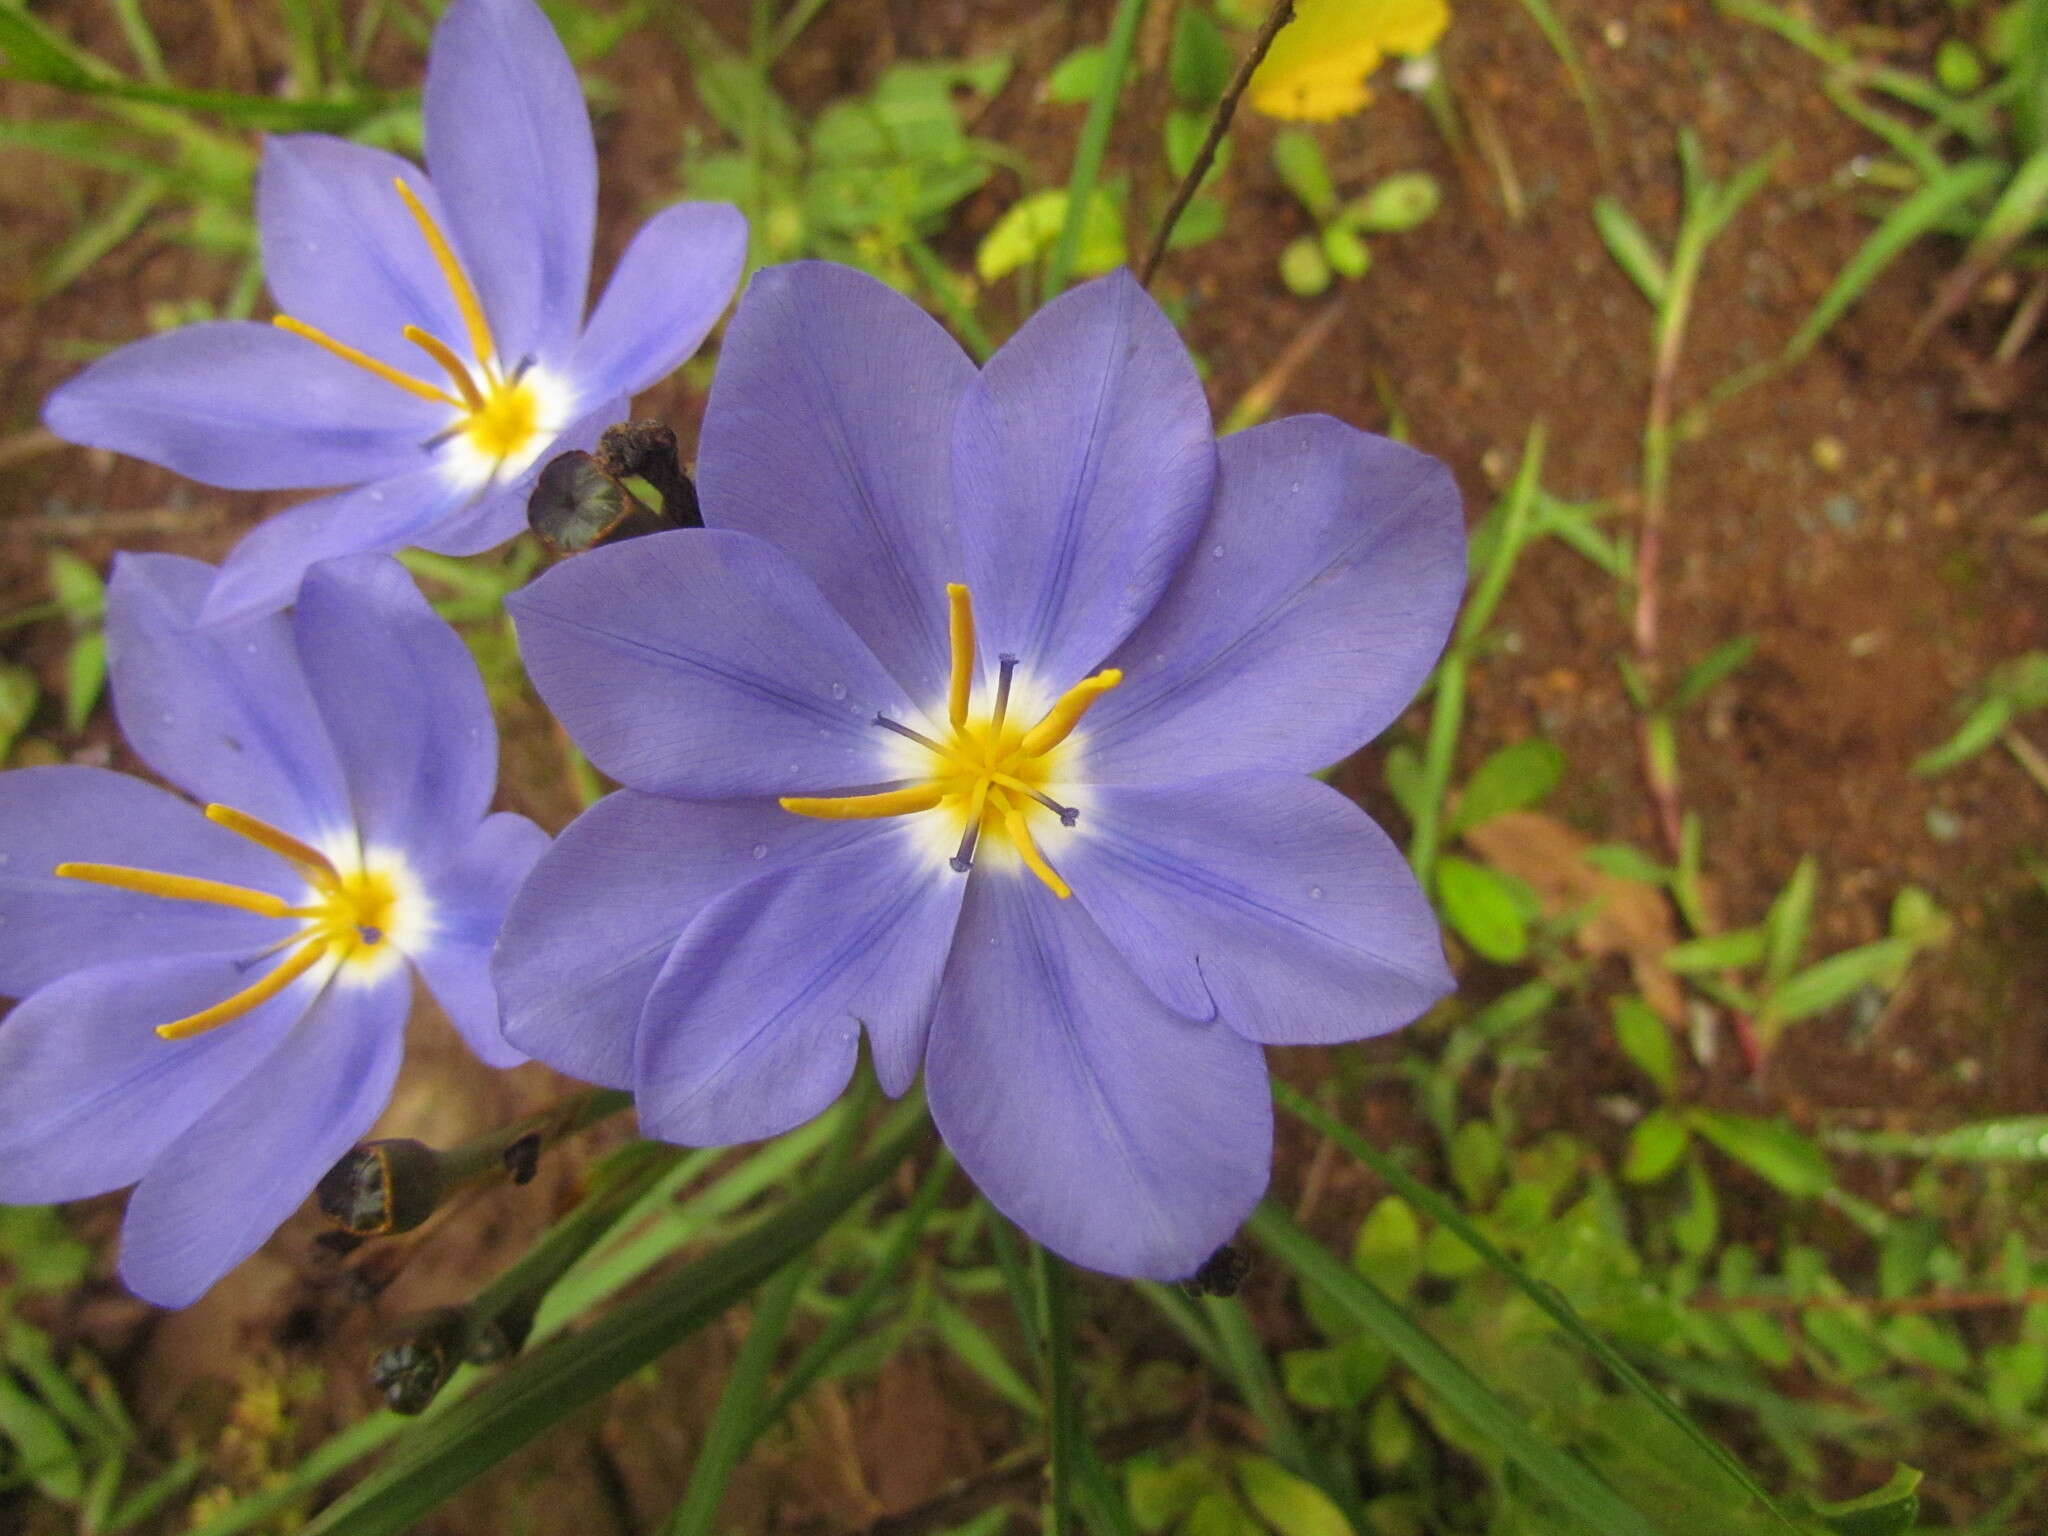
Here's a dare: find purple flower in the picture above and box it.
[42,0,746,627]
[498,263,1463,1280]
[0,554,545,1306]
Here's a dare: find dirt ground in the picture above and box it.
[3,0,2046,1530]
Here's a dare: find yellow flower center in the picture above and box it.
[271,177,547,471]
[55,805,404,1041]
[779,584,1120,900]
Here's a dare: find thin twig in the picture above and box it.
[2003,726,2048,799]
[1138,0,1294,288]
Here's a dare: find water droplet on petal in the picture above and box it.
[1210,543,1225,559]
[829,682,847,700]
[1308,886,1324,900]
[750,843,767,860]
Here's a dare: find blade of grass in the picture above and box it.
[1040,1249,1080,1536]
[1510,0,1607,169]
[1248,1202,1664,1536]
[1272,1082,1796,1528]
[1044,0,1148,294]
[302,1114,932,1536]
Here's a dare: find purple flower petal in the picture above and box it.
[572,203,747,403]
[108,554,350,839]
[0,767,289,998]
[635,836,964,1143]
[42,322,438,491]
[1061,774,1453,1042]
[952,270,1215,692]
[509,529,915,798]
[412,811,550,1068]
[198,466,477,626]
[0,954,300,1205]
[293,555,496,860]
[1086,416,1465,780]
[408,393,625,558]
[928,874,1270,1280]
[258,135,468,374]
[423,0,595,366]
[118,968,408,1308]
[697,263,974,705]
[496,791,868,1090]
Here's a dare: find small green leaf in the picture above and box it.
[1761,937,1915,1030]
[1661,926,1766,974]
[46,549,104,627]
[1913,695,2010,775]
[1184,1491,1258,1536]
[1435,855,1529,963]
[975,189,1122,281]
[1448,1120,1503,1207]
[1762,854,1818,989]
[1799,1466,1921,1536]
[1383,743,1426,823]
[0,663,38,762]
[1167,193,1227,250]
[1279,234,1331,297]
[0,1373,82,1502]
[1623,1109,1689,1185]
[1365,1393,1415,1471]
[1342,172,1442,234]
[64,630,106,734]
[1669,635,1755,713]
[1672,1154,1719,1257]
[1935,38,1985,94]
[1169,6,1233,108]
[1271,130,1335,221]
[1610,996,1677,1095]
[1582,843,1669,883]
[1449,737,1565,836]
[1125,1453,1216,1533]
[1320,223,1369,280]
[1592,195,1668,306]
[1233,1454,1354,1536]
[1690,1111,1832,1198]
[1350,1196,1422,1301]
[1045,45,1111,104]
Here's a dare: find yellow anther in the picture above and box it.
[273,315,462,409]
[780,783,947,821]
[54,863,294,919]
[205,805,341,889]
[1017,669,1122,759]
[392,177,498,374]
[156,940,326,1041]
[945,584,976,731]
[402,325,487,413]
[999,793,1070,899]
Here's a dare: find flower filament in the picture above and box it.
[779,585,1120,900]
[271,178,544,468]
[55,806,398,1040]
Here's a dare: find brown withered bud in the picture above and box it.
[316,1138,446,1237]
[1180,1243,1251,1298]
[465,1297,539,1365]
[501,1132,542,1187]
[371,1308,472,1416]
[527,418,702,556]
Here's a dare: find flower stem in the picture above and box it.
[1037,1247,1080,1536]
[1045,0,1150,296]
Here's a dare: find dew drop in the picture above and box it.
[1308,886,1324,900]
[750,843,767,860]
[1210,543,1225,559]
[829,682,847,700]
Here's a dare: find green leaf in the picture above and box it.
[1592,195,1668,305]
[1046,44,1111,104]
[1364,1394,1415,1472]
[1661,926,1766,974]
[1610,996,1677,1095]
[0,1372,82,1502]
[1167,193,1227,250]
[1672,1153,1719,1257]
[1271,130,1335,221]
[1762,855,1817,989]
[1350,1197,1422,1302]
[1582,843,1670,883]
[1623,1109,1690,1185]
[1690,1111,1832,1198]
[45,549,103,627]
[1435,856,1529,963]
[1342,172,1441,234]
[0,663,38,761]
[1250,1205,1666,1536]
[64,630,106,734]
[1125,1454,1216,1534]
[1799,1466,1920,1536]
[1320,224,1369,280]
[1169,6,1233,108]
[1279,235,1331,297]
[1913,694,2010,775]
[1448,1120,1503,1207]
[1447,737,1564,835]
[1760,937,1914,1031]
[300,1118,929,1536]
[1670,635,1755,713]
[1233,1454,1354,1536]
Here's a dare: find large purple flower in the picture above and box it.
[498,263,1462,1280]
[43,0,745,627]
[0,553,545,1307]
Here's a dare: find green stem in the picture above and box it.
[1040,1249,1080,1536]
[1045,0,1149,295]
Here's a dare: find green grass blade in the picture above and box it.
[1272,1083,1796,1528]
[1781,157,2004,364]
[300,1115,930,1536]
[1594,196,1669,306]
[1044,0,1147,294]
[1248,1203,1666,1536]
[1511,0,1607,163]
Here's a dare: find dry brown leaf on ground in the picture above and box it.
[1462,811,1684,1021]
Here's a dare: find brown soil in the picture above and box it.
[3,0,2046,1531]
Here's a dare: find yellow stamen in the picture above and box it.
[999,792,1070,899]
[402,325,486,413]
[1017,669,1123,759]
[156,940,326,1041]
[780,784,947,821]
[205,804,341,889]
[392,177,497,373]
[271,315,462,408]
[53,863,293,919]
[946,584,976,731]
